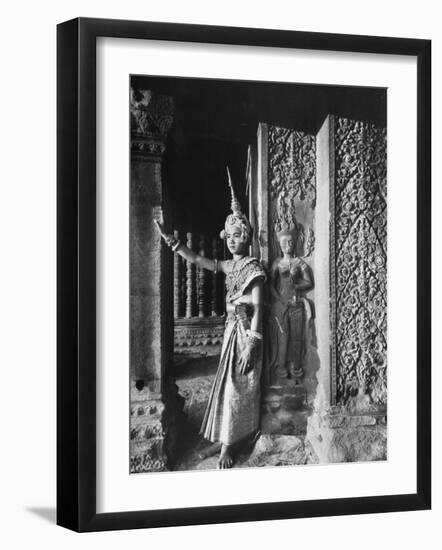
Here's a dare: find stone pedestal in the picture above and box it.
[130,380,167,472]
[307,405,387,463]
[261,383,309,436]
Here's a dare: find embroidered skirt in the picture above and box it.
[200,314,262,445]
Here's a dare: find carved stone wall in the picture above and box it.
[174,317,224,355]
[332,118,387,406]
[261,126,318,437]
[306,114,387,465]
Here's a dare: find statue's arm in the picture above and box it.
[295,262,314,291]
[269,260,283,302]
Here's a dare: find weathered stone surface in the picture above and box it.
[175,356,218,432]
[262,407,310,436]
[245,435,318,467]
[346,415,377,427]
[130,89,174,137]
[306,410,387,463]
[196,456,220,471]
[129,91,178,474]
[131,433,164,456]
[260,413,282,434]
[129,379,188,473]
[130,377,162,403]
[261,384,311,436]
[328,415,345,428]
[130,380,167,473]
[130,449,167,473]
[172,431,321,472]
[284,390,307,411]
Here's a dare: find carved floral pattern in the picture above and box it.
[268,126,316,258]
[174,320,225,349]
[333,118,387,405]
[268,126,316,212]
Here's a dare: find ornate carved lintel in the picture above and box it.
[174,316,225,354]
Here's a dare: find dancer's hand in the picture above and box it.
[154,220,179,249]
[164,234,177,247]
[240,329,263,374]
[239,344,253,375]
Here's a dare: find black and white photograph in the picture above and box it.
[129,76,387,473]
[0,0,436,544]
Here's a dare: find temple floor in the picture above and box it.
[173,354,318,470]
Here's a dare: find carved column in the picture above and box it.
[173,230,181,319]
[185,232,195,318]
[197,235,206,318]
[306,115,387,463]
[312,115,332,411]
[256,123,269,269]
[211,237,218,316]
[332,117,387,408]
[129,88,184,473]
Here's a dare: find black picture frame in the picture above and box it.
[57,17,431,532]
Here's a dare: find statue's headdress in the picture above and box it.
[275,219,298,241]
[274,191,298,241]
[220,167,252,243]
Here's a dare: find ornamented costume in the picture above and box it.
[200,168,266,447]
[200,256,266,445]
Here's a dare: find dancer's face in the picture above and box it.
[225,224,247,255]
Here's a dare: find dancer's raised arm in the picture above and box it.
[154,220,221,273]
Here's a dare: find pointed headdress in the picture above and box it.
[274,197,298,240]
[275,218,298,240]
[220,166,252,243]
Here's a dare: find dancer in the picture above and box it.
[156,169,266,468]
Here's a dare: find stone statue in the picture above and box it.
[267,225,314,386]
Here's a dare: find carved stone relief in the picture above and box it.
[262,125,318,437]
[332,118,387,406]
[268,126,316,259]
[130,88,174,137]
[130,379,167,473]
[268,127,316,212]
[174,317,225,352]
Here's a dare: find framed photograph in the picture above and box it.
[57,17,431,532]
